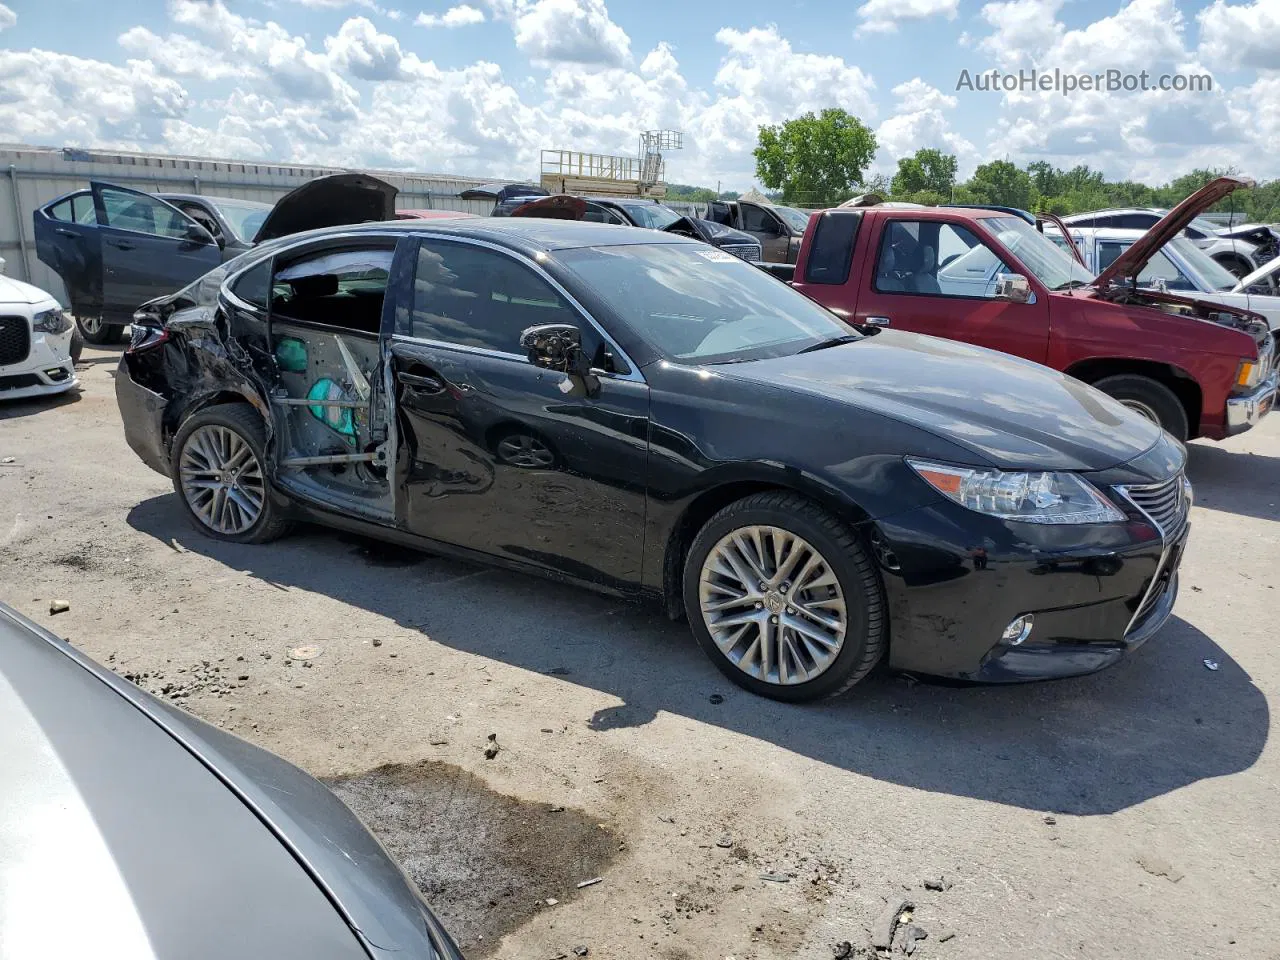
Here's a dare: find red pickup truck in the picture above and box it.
[779,178,1276,441]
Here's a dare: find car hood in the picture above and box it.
[1233,252,1280,292]
[0,273,57,306]
[511,194,589,220]
[0,604,460,960]
[717,330,1162,472]
[252,173,399,243]
[459,181,547,201]
[1095,176,1254,289]
[684,218,759,245]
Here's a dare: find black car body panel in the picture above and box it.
[115,218,1189,684]
[0,602,462,960]
[34,175,398,323]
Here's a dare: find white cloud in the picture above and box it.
[1198,0,1280,70]
[0,48,188,147]
[325,17,405,80]
[118,26,248,82]
[857,0,959,35]
[0,4,16,31]
[415,4,485,27]
[975,0,1065,68]
[506,0,632,66]
[875,79,976,177]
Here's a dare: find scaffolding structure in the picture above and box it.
[539,129,683,197]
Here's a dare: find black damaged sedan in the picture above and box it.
[117,218,1189,702]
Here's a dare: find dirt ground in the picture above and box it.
[2,347,1279,960]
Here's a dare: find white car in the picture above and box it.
[1060,208,1260,277]
[1044,225,1280,334]
[0,256,81,401]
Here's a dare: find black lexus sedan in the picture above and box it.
[0,602,464,959]
[116,218,1190,702]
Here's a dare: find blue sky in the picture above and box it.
[1,0,1276,190]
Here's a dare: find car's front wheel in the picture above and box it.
[76,315,127,345]
[170,403,292,543]
[683,492,886,702]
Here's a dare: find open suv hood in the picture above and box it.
[252,173,398,243]
[1094,176,1253,290]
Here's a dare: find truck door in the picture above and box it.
[739,203,790,263]
[853,215,1050,364]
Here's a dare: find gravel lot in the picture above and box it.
[2,347,1278,959]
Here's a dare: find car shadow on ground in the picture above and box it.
[0,388,82,421]
[1185,443,1280,523]
[127,494,1269,817]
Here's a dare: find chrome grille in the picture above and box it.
[0,315,30,367]
[720,243,762,262]
[1118,473,1189,542]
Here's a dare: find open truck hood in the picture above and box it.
[1094,176,1254,290]
[252,173,398,243]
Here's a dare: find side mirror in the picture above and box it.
[993,273,1033,303]
[184,222,217,247]
[520,323,591,377]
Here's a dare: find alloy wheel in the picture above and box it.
[80,316,103,336]
[179,425,265,535]
[496,433,555,468]
[698,525,847,686]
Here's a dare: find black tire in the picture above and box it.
[683,492,886,702]
[77,316,127,345]
[68,327,84,365]
[169,403,293,544]
[1214,254,1251,279]
[1092,374,1189,441]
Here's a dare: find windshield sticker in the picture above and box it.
[697,249,738,263]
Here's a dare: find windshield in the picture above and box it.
[774,206,812,232]
[618,202,680,230]
[979,216,1096,290]
[210,198,272,242]
[1167,236,1241,291]
[556,243,857,364]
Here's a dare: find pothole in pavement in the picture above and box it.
[326,761,621,957]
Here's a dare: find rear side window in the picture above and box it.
[46,193,95,223]
[403,240,580,354]
[47,199,73,222]
[271,245,395,334]
[803,212,860,284]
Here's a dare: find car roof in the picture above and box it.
[0,604,369,960]
[282,216,700,255]
[158,193,272,209]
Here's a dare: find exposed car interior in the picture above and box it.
[258,243,396,520]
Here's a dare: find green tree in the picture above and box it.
[961,160,1033,209]
[891,149,958,199]
[754,109,878,207]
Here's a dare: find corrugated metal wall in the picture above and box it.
[0,144,521,300]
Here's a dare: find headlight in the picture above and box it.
[1236,359,1261,390]
[907,458,1125,524]
[32,308,73,335]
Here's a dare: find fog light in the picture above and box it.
[1002,614,1034,645]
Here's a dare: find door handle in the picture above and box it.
[110,240,136,251]
[55,228,79,238]
[863,316,892,327]
[398,371,444,391]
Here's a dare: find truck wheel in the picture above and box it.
[683,492,886,702]
[170,403,292,544]
[1093,374,1189,441]
[77,315,127,345]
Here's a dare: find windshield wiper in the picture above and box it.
[798,334,861,354]
[1053,280,1089,291]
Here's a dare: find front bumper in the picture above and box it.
[875,464,1189,683]
[1225,371,1277,435]
[0,330,78,401]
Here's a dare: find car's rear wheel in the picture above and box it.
[683,492,886,702]
[68,326,84,364]
[1092,374,1189,441]
[76,315,127,345]
[170,404,292,543]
